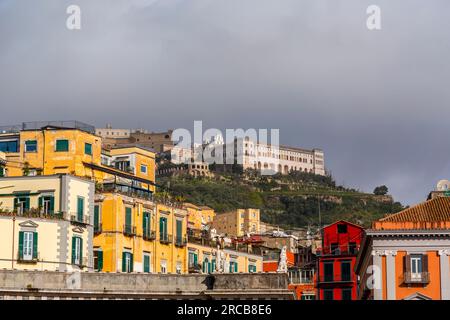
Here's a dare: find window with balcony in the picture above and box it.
[94,205,101,233]
[14,196,30,214]
[143,211,151,239]
[39,195,54,214]
[159,216,169,242]
[55,139,69,152]
[19,231,37,262]
[71,236,83,266]
[404,254,429,284]
[25,140,37,152]
[124,207,133,236]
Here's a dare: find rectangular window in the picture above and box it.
[25,140,37,152]
[77,197,84,222]
[229,261,238,273]
[323,289,334,301]
[411,254,423,278]
[39,195,55,214]
[337,224,348,234]
[189,252,198,268]
[341,261,352,281]
[94,250,103,271]
[15,196,30,215]
[0,140,18,152]
[55,139,69,152]
[122,252,133,273]
[71,236,83,266]
[21,231,36,261]
[348,242,357,254]
[125,207,132,234]
[140,164,147,174]
[176,219,182,243]
[159,216,168,241]
[330,243,339,255]
[143,254,151,273]
[160,260,167,274]
[84,143,92,155]
[94,205,101,232]
[143,212,150,236]
[324,262,334,282]
[342,288,352,300]
[0,167,4,177]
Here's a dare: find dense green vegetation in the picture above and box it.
[157,170,404,228]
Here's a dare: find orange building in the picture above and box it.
[355,197,450,300]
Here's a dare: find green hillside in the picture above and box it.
[156,170,404,228]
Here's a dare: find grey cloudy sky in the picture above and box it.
[1,0,449,205]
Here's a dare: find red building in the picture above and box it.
[316,220,364,300]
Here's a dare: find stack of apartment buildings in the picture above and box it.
[0,121,263,275]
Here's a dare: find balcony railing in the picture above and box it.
[316,246,359,256]
[159,233,172,244]
[143,229,156,241]
[317,273,355,284]
[94,223,102,235]
[0,207,64,220]
[403,272,430,284]
[70,215,90,225]
[123,224,137,237]
[175,236,187,247]
[188,263,202,274]
[17,252,40,264]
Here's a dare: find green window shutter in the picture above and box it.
[14,198,19,212]
[38,196,43,209]
[229,262,233,273]
[98,250,103,271]
[176,220,182,240]
[84,143,92,155]
[77,197,84,221]
[125,208,132,226]
[0,167,4,177]
[212,259,216,272]
[235,262,238,273]
[159,217,164,239]
[24,197,30,211]
[144,255,150,273]
[143,212,148,234]
[193,253,198,265]
[32,232,38,259]
[18,231,24,260]
[56,140,69,152]
[94,205,100,228]
[130,253,134,272]
[122,252,126,272]
[79,238,83,266]
[71,237,76,264]
[49,196,54,214]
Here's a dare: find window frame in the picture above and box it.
[84,142,93,156]
[55,139,69,152]
[25,140,38,153]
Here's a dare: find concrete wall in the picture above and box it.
[0,270,293,300]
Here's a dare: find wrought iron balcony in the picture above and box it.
[143,229,156,241]
[70,214,90,225]
[403,272,430,284]
[317,273,355,284]
[94,223,102,235]
[159,233,172,244]
[123,224,136,236]
[175,236,187,247]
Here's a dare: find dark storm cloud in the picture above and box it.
[1,0,449,205]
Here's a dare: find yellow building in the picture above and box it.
[0,152,6,177]
[0,122,156,192]
[187,242,263,274]
[0,174,94,271]
[212,209,261,237]
[93,192,188,274]
[184,203,216,231]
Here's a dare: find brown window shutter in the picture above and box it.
[422,254,428,273]
[404,255,411,273]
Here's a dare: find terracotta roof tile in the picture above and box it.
[379,197,450,222]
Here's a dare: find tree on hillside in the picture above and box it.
[373,185,388,196]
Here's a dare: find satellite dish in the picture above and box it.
[436,180,450,191]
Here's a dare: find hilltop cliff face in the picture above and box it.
[158,170,404,228]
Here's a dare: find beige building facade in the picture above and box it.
[212,209,260,237]
[0,175,94,271]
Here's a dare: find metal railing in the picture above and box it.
[403,272,430,284]
[94,223,103,234]
[159,233,172,244]
[21,121,95,134]
[70,215,90,225]
[175,236,187,247]
[143,229,156,241]
[123,224,137,236]
[317,273,355,283]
